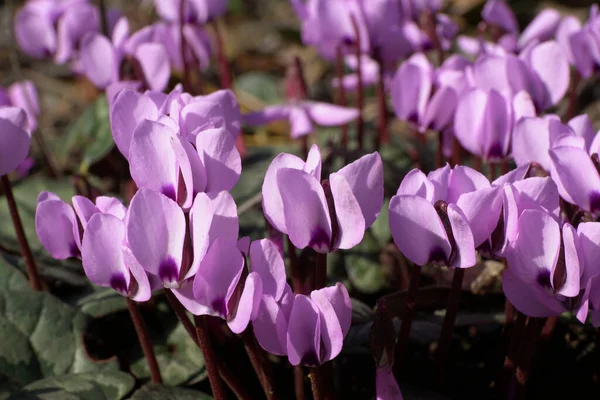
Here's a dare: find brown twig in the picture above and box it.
[565,71,580,121]
[309,366,325,400]
[241,327,279,400]
[126,298,162,383]
[1,175,42,291]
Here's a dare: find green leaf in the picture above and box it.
[342,237,386,294]
[0,175,75,254]
[234,72,282,105]
[369,198,390,248]
[76,288,128,319]
[7,371,134,400]
[0,289,119,388]
[53,95,114,172]
[0,253,30,291]
[129,384,212,400]
[130,304,206,386]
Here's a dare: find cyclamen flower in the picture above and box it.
[0,107,31,176]
[15,0,100,62]
[262,145,383,252]
[36,193,127,259]
[126,189,239,312]
[79,18,170,90]
[154,0,228,24]
[0,81,40,131]
[389,164,502,268]
[331,55,382,91]
[243,101,359,139]
[556,5,600,79]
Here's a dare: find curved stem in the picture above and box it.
[1,175,42,291]
[336,45,349,154]
[241,327,279,400]
[435,267,465,385]
[126,298,162,383]
[309,366,325,400]
[350,16,364,150]
[194,315,227,400]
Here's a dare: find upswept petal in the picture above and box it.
[228,272,263,334]
[35,193,81,259]
[109,90,158,157]
[305,102,359,126]
[195,128,241,192]
[249,239,286,301]
[287,294,321,366]
[396,169,435,202]
[329,173,366,250]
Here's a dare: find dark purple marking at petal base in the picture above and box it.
[590,191,600,214]
[161,184,177,202]
[430,246,448,265]
[301,350,321,367]
[537,269,551,288]
[69,242,81,258]
[487,143,505,160]
[212,297,227,318]
[309,227,331,253]
[158,256,179,286]
[110,273,128,295]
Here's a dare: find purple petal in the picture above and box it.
[135,43,170,92]
[447,204,477,268]
[525,40,570,107]
[82,214,131,296]
[129,120,179,200]
[334,152,384,228]
[195,128,241,192]
[421,86,457,133]
[71,195,97,229]
[454,88,488,157]
[389,195,451,266]
[95,196,127,219]
[329,173,366,250]
[187,193,215,279]
[109,89,158,157]
[15,7,56,58]
[172,284,214,315]
[311,282,351,336]
[506,209,560,287]
[502,269,564,317]
[305,102,359,126]
[228,272,263,334]
[54,4,99,64]
[289,107,314,139]
[428,164,452,202]
[482,0,518,33]
[182,139,207,195]
[124,247,152,302]
[309,286,344,363]
[79,33,118,89]
[262,153,308,233]
[8,81,40,132]
[556,224,581,297]
[253,295,289,356]
[35,193,80,259]
[447,165,490,203]
[518,9,562,49]
[396,169,435,202]
[193,238,244,318]
[207,191,239,244]
[568,114,595,152]
[277,168,332,252]
[249,239,286,301]
[0,112,31,176]
[287,294,321,366]
[512,117,552,170]
[512,90,536,123]
[391,56,432,124]
[577,222,600,283]
[127,188,186,287]
[456,187,502,247]
[243,105,292,126]
[549,146,600,213]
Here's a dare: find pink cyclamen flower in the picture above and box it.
[331,55,382,91]
[0,81,40,132]
[389,164,502,268]
[482,0,519,35]
[262,145,383,252]
[35,193,127,259]
[556,6,600,79]
[78,17,170,90]
[125,189,240,313]
[15,0,100,62]
[243,101,359,139]
[0,107,31,176]
[154,0,228,24]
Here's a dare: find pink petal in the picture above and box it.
[397,169,435,202]
[249,239,286,301]
[305,102,359,126]
[518,9,561,49]
[228,272,263,334]
[334,152,384,227]
[193,238,245,318]
[195,128,241,192]
[389,195,451,266]
[577,222,600,283]
[512,117,552,170]
[502,269,564,317]
[109,89,158,158]
[127,188,186,287]
[243,105,292,126]
[525,40,570,107]
[568,114,595,153]
[289,107,314,139]
[15,7,56,58]
[456,186,502,247]
[187,193,215,279]
[135,43,171,92]
[447,165,490,203]
[277,168,332,252]
[287,294,321,366]
[79,33,118,89]
[557,223,581,297]
[447,204,477,268]
[329,173,366,250]
[0,113,31,176]
[35,193,80,259]
[253,295,289,355]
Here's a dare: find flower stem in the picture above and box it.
[194,315,227,400]
[374,49,389,150]
[435,267,465,385]
[179,0,192,93]
[126,298,162,383]
[315,252,327,290]
[565,70,580,121]
[392,264,421,379]
[350,15,364,150]
[309,366,325,400]
[241,327,279,400]
[287,236,304,294]
[98,0,109,36]
[1,175,42,291]
[165,291,251,400]
[435,131,444,169]
[336,45,349,155]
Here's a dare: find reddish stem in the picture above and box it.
[1,175,42,291]
[126,298,162,383]
[392,264,421,379]
[435,131,444,169]
[309,366,325,400]
[565,71,581,121]
[241,327,278,400]
[194,315,227,400]
[295,365,306,400]
[374,50,389,149]
[350,16,364,149]
[336,45,349,152]
[435,267,465,385]
[315,252,327,290]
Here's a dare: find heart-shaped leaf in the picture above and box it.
[129,384,213,400]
